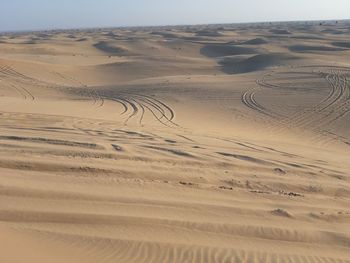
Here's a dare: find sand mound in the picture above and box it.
[66,34,76,39]
[332,42,350,48]
[201,44,256,58]
[270,29,291,35]
[271,209,293,218]
[196,30,223,37]
[76,38,88,42]
[240,38,268,45]
[103,31,121,38]
[150,31,178,39]
[290,35,324,40]
[93,41,130,56]
[321,29,345,34]
[220,53,299,74]
[289,45,346,52]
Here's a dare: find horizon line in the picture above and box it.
[0,18,349,35]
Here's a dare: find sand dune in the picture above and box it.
[239,38,268,45]
[94,41,131,56]
[219,53,300,74]
[269,29,291,35]
[0,20,350,262]
[201,44,257,58]
[332,41,350,48]
[289,44,347,52]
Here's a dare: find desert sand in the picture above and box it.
[0,21,350,262]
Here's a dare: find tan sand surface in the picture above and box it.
[0,21,350,262]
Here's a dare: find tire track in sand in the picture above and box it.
[241,66,350,144]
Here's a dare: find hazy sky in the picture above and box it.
[0,0,349,31]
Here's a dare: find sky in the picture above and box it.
[0,0,349,31]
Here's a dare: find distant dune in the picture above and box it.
[220,53,300,73]
[200,43,257,57]
[93,41,131,56]
[240,37,268,45]
[332,41,350,48]
[269,28,291,34]
[196,30,223,37]
[289,44,346,52]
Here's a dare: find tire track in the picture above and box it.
[285,68,350,130]
[108,98,128,115]
[133,94,177,125]
[51,71,107,108]
[0,65,36,100]
[0,64,70,99]
[98,92,178,127]
[255,69,329,126]
[241,66,350,144]
[0,64,178,128]
[0,65,36,82]
[255,67,349,127]
[283,70,342,126]
[242,76,286,120]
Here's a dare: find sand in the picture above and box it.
[0,20,350,263]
